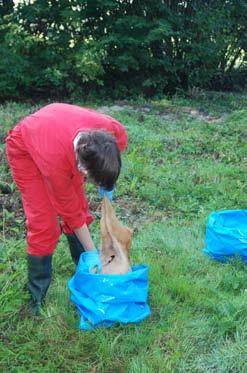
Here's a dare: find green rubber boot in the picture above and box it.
[65,233,85,265]
[27,255,52,316]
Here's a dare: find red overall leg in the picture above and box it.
[6,127,61,256]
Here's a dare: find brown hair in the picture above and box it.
[75,131,121,190]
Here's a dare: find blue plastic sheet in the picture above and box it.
[68,252,151,330]
[203,210,247,262]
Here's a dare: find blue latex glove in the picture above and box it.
[98,186,115,201]
[83,250,102,273]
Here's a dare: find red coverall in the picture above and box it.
[6,103,127,256]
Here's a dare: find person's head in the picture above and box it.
[75,130,121,191]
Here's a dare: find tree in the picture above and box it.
[0,0,246,100]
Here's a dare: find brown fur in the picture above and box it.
[100,196,133,274]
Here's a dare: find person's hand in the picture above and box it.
[98,186,115,201]
[83,250,102,273]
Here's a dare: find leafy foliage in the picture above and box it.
[0,0,246,99]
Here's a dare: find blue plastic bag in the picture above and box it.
[68,252,151,330]
[203,210,247,262]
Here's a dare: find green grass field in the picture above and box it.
[0,91,247,372]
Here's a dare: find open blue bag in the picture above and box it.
[203,210,247,262]
[68,252,151,330]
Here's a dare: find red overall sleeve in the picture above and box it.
[43,161,88,231]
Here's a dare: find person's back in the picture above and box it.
[19,103,127,175]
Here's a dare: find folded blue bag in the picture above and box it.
[203,210,247,262]
[68,252,151,330]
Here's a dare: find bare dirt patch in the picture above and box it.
[97,103,226,123]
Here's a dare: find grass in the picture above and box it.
[0,91,247,372]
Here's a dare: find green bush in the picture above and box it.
[0,0,246,100]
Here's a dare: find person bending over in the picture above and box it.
[6,103,128,315]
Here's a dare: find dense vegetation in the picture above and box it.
[0,0,246,100]
[0,1,247,370]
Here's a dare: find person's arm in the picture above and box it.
[74,224,96,251]
[43,160,91,233]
